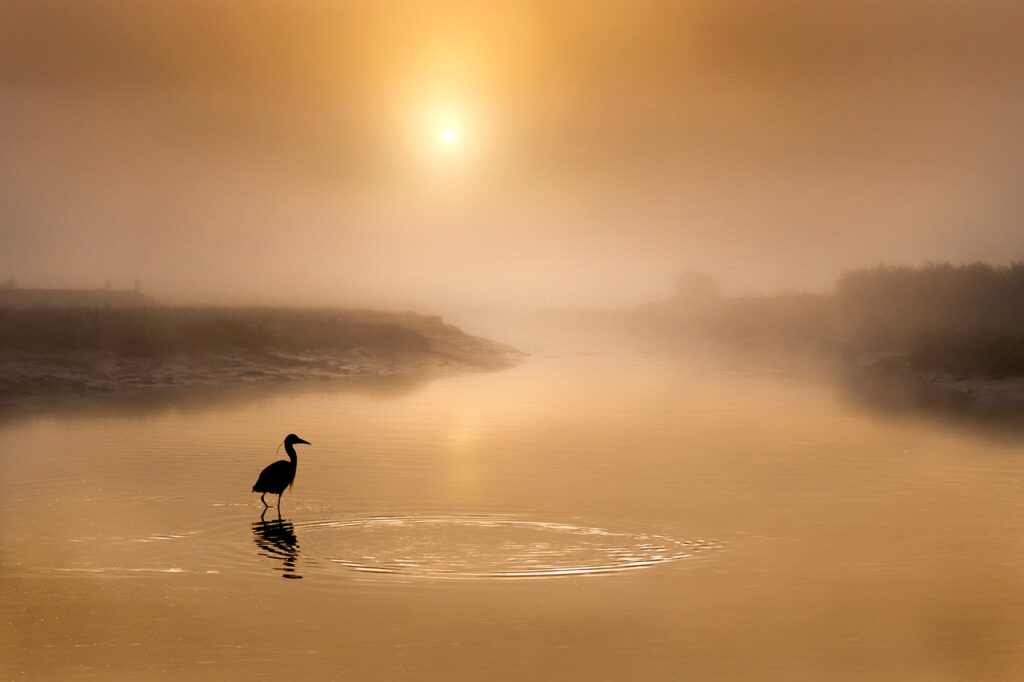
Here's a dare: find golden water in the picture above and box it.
[3,344,1024,680]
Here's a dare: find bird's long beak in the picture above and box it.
[296,437,311,445]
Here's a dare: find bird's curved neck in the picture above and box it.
[284,442,298,463]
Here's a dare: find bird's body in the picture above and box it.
[252,434,310,508]
[252,459,296,495]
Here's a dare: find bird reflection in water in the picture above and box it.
[252,509,302,579]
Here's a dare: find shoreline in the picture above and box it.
[841,354,1024,423]
[0,326,522,406]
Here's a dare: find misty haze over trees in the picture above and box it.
[646,262,1024,380]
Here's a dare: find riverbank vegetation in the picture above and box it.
[644,262,1024,380]
[0,307,447,356]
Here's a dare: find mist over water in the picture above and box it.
[3,328,1024,680]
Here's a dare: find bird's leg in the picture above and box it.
[276,493,282,510]
[260,493,268,508]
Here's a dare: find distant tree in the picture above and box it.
[672,271,720,301]
[2,277,16,289]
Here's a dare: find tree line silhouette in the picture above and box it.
[651,262,1024,379]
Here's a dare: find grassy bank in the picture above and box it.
[0,307,456,356]
[0,307,519,403]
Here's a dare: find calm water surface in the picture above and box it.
[3,342,1024,680]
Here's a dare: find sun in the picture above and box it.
[439,127,460,146]
[418,105,472,163]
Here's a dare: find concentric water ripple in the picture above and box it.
[291,515,723,580]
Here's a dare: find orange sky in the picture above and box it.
[1,0,1022,309]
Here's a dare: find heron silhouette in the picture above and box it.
[252,434,311,509]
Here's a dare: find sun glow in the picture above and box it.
[430,106,465,151]
[410,103,479,170]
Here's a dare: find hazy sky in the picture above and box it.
[2,0,1022,309]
